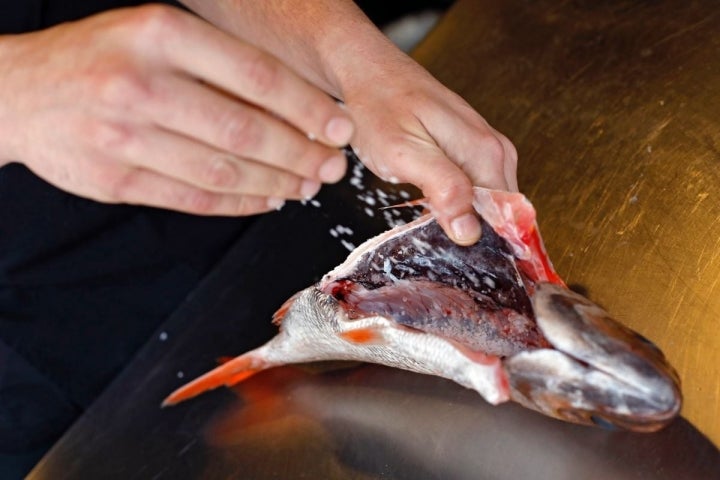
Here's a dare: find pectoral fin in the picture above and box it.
[339,326,387,345]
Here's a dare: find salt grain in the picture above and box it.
[340,239,356,252]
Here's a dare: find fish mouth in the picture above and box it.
[504,283,682,431]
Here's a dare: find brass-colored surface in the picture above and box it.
[413,0,720,445]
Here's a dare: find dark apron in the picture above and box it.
[0,2,253,475]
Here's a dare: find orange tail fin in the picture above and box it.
[162,354,265,407]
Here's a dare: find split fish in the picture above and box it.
[164,187,682,431]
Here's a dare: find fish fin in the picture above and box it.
[272,291,302,326]
[339,326,386,345]
[162,354,265,407]
[380,198,428,210]
[447,338,501,367]
[446,339,510,404]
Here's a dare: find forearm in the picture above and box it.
[179,0,408,100]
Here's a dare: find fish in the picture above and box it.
[163,187,682,432]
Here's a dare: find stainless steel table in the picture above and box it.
[29,1,720,478]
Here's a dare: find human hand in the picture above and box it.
[341,52,518,246]
[0,5,354,215]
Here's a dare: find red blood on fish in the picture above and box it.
[319,218,552,357]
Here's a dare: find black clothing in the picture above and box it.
[0,3,248,476]
[0,0,182,33]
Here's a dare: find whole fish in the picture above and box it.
[164,187,681,431]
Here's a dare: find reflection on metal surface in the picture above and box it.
[413,0,720,445]
[197,365,718,479]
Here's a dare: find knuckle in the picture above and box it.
[481,135,506,164]
[202,155,240,189]
[241,52,279,97]
[125,4,183,41]
[221,112,262,153]
[438,181,471,206]
[87,121,136,153]
[92,68,151,110]
[102,168,137,202]
[182,189,218,214]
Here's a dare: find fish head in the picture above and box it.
[504,283,682,432]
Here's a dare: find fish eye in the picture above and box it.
[590,414,618,430]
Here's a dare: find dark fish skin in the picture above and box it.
[321,218,551,357]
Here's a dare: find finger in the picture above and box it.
[499,132,520,192]
[158,11,354,147]
[88,163,280,216]
[424,102,512,191]
[385,143,482,246]
[111,124,322,200]
[142,75,347,183]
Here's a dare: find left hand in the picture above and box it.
[341,52,518,246]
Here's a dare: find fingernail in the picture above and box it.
[318,154,347,183]
[325,117,354,145]
[266,197,285,210]
[450,213,482,245]
[301,179,321,199]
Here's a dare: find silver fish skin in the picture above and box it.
[166,287,510,406]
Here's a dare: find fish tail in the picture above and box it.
[162,351,268,407]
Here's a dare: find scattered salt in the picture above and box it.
[159,332,168,342]
[340,239,356,252]
[177,371,185,379]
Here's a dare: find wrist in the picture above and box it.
[182,0,415,102]
[0,35,20,166]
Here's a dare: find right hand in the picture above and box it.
[0,5,354,215]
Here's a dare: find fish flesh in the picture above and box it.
[164,187,681,431]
